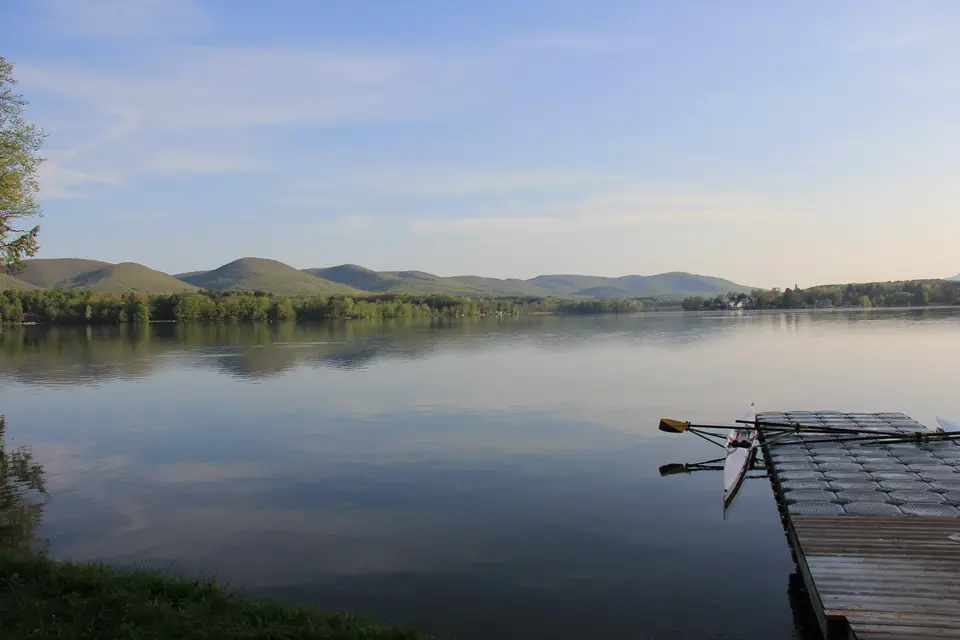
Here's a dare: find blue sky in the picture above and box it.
[4,0,959,287]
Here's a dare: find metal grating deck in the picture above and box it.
[759,412,960,639]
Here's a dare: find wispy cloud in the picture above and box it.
[141,150,265,175]
[507,33,642,54]
[36,162,122,199]
[34,0,208,40]
[112,212,162,223]
[333,215,377,234]
[279,168,616,206]
[411,186,785,235]
[849,25,956,52]
[18,46,461,132]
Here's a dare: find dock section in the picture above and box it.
[759,411,960,639]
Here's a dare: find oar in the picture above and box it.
[660,417,893,438]
[659,456,726,476]
[736,419,898,437]
[768,429,960,449]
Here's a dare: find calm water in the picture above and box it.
[2,310,960,639]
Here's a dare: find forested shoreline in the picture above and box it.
[682,279,960,311]
[0,289,644,325]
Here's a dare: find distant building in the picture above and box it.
[814,299,832,309]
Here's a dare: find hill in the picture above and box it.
[447,275,555,297]
[950,274,960,281]
[18,256,754,299]
[179,258,359,296]
[303,264,404,292]
[307,265,480,295]
[60,263,200,294]
[16,258,112,288]
[173,270,209,280]
[306,265,749,298]
[0,273,39,290]
[528,272,751,297]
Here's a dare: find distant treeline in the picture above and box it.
[0,289,643,324]
[681,280,960,311]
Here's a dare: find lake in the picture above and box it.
[2,309,959,639]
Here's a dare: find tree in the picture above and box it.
[1,57,45,272]
[270,297,296,321]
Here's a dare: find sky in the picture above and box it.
[3,0,959,288]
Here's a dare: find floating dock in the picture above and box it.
[759,411,960,640]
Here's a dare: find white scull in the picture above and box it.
[723,404,758,516]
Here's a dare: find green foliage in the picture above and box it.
[0,288,644,325]
[680,279,960,310]
[0,57,45,273]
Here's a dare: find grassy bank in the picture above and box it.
[0,553,424,640]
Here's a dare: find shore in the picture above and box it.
[0,552,424,640]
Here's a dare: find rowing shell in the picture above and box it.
[723,404,758,516]
[936,417,960,433]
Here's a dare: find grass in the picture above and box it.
[0,553,424,640]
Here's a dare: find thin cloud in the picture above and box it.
[333,215,377,234]
[281,168,616,203]
[36,163,123,199]
[112,212,162,222]
[411,186,786,235]
[141,151,265,175]
[507,33,643,54]
[33,0,209,40]
[18,46,462,131]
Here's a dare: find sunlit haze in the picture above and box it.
[5,0,959,288]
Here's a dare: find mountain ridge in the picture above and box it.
[10,256,757,298]
[60,263,199,294]
[177,258,360,297]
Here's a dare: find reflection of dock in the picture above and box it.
[760,411,960,639]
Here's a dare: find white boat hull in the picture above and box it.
[936,417,960,433]
[724,405,758,514]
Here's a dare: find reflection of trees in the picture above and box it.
[0,325,160,386]
[0,416,47,553]
[0,311,926,384]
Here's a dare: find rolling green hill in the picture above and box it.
[0,273,39,290]
[308,265,480,295]
[18,256,754,298]
[302,264,405,292]
[447,275,555,297]
[60,263,199,294]
[178,258,359,296]
[528,272,752,297]
[16,258,113,288]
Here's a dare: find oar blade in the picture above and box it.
[659,463,689,476]
[659,418,690,434]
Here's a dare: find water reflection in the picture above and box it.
[1,309,959,639]
[0,416,48,553]
[2,309,957,387]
